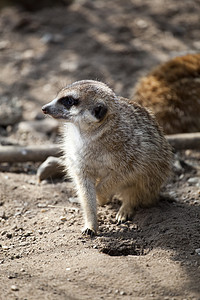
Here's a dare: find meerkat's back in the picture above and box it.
[133,53,200,134]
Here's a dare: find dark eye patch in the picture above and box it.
[92,104,108,121]
[59,96,79,109]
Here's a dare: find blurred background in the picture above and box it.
[0,0,200,145]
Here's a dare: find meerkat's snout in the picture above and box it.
[42,105,49,114]
[42,101,57,117]
[42,97,73,120]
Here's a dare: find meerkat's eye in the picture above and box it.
[92,104,108,121]
[59,96,79,109]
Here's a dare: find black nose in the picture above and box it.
[42,105,48,114]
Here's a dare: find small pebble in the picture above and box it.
[41,33,54,44]
[2,245,9,250]
[195,248,200,255]
[66,267,71,271]
[11,285,19,291]
[8,273,17,279]
[188,177,200,185]
[0,40,10,50]
[37,203,47,208]
[136,19,148,29]
[60,216,67,222]
[20,268,25,272]
[193,41,200,50]
[41,33,63,44]
[68,197,79,204]
[120,291,126,296]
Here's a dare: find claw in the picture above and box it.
[116,206,134,224]
[82,227,96,237]
[116,219,126,225]
[116,213,128,224]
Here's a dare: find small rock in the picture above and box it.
[41,33,53,44]
[60,216,67,222]
[0,40,10,50]
[20,242,29,247]
[22,49,34,59]
[8,273,17,279]
[37,156,65,182]
[136,19,148,29]
[173,160,183,174]
[188,177,199,184]
[37,203,47,208]
[20,268,25,272]
[11,285,19,291]
[193,41,200,50]
[120,291,126,296]
[179,174,184,180]
[68,197,79,204]
[188,177,200,187]
[2,245,9,250]
[195,248,200,255]
[41,33,64,44]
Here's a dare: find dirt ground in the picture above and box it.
[0,0,200,299]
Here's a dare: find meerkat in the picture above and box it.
[133,53,200,134]
[42,80,172,236]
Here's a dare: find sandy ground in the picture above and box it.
[0,0,200,299]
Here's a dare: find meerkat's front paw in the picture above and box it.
[82,226,96,237]
[116,205,134,224]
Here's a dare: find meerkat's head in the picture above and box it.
[42,80,116,130]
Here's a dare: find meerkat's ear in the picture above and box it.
[92,104,108,121]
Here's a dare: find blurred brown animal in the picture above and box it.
[133,53,200,134]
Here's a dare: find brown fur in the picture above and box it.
[133,53,200,134]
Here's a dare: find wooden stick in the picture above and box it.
[166,132,200,151]
[0,132,200,162]
[0,145,61,162]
